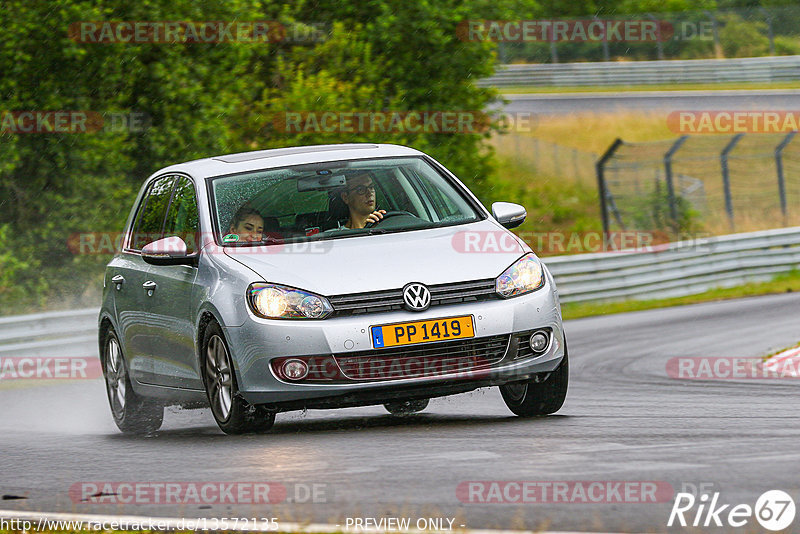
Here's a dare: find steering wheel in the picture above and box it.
[364,210,416,228]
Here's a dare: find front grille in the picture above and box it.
[333,334,510,381]
[328,279,498,316]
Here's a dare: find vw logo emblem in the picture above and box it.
[403,283,431,311]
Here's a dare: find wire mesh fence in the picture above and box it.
[490,133,598,185]
[598,132,800,237]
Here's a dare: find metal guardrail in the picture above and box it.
[1,227,798,357]
[479,55,800,87]
[0,308,97,359]
[544,226,800,303]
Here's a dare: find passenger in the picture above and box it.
[227,205,264,242]
[339,171,386,229]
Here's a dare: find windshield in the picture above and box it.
[209,156,482,245]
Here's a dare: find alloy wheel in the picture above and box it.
[205,334,233,422]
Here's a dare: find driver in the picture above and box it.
[339,171,386,229]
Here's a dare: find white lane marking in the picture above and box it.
[763,346,800,377]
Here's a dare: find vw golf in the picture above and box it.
[99,143,568,434]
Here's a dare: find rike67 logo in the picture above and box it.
[668,490,796,531]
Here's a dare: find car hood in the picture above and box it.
[221,219,531,296]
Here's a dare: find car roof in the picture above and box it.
[150,143,426,182]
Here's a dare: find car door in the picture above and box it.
[114,174,175,384]
[142,175,204,389]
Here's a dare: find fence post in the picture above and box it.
[775,131,796,225]
[759,8,775,56]
[595,15,610,61]
[547,24,559,63]
[646,13,664,60]
[704,11,722,58]
[664,135,689,233]
[596,138,624,238]
[721,133,744,231]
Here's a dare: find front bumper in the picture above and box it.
[224,278,564,407]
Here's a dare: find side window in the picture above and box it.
[130,175,175,251]
[163,177,199,253]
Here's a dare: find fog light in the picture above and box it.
[282,359,309,380]
[529,332,549,354]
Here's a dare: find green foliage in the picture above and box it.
[773,35,800,54]
[0,225,37,308]
[718,12,771,57]
[0,0,536,313]
[626,186,700,236]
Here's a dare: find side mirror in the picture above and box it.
[141,236,195,266]
[491,202,527,229]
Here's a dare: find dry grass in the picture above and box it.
[523,111,674,154]
[497,111,800,235]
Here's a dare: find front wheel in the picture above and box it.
[500,339,569,417]
[102,328,163,434]
[201,321,275,434]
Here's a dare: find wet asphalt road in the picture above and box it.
[1,292,799,532]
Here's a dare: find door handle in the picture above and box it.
[142,280,157,296]
[111,274,125,290]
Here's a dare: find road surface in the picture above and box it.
[1,292,799,532]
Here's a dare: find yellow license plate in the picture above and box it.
[371,315,474,349]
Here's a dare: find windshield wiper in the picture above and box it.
[316,228,387,241]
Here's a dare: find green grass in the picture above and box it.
[487,155,601,239]
[499,80,800,94]
[561,269,800,320]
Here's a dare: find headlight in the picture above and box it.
[495,254,545,298]
[248,283,333,319]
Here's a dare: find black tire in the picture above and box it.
[201,321,275,435]
[384,398,429,415]
[500,339,569,417]
[102,327,164,434]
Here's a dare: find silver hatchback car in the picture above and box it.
[99,143,568,434]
